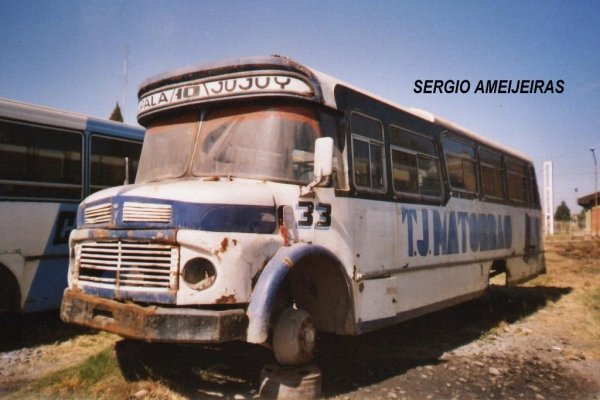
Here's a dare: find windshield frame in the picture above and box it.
[135,101,345,187]
[135,113,200,183]
[190,104,323,185]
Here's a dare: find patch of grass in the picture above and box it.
[584,286,600,320]
[9,345,184,400]
[10,347,121,400]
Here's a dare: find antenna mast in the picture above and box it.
[121,44,129,120]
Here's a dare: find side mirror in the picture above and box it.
[301,137,333,196]
[313,137,333,179]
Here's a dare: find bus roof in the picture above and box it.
[138,56,530,163]
[0,97,144,140]
[305,63,532,163]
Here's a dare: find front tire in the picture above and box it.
[272,308,316,366]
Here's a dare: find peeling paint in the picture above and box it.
[282,257,294,268]
[220,238,229,253]
[216,294,237,304]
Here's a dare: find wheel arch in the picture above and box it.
[246,243,355,344]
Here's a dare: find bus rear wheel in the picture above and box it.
[273,308,316,366]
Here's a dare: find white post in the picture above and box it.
[543,161,554,236]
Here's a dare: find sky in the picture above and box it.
[1,0,599,213]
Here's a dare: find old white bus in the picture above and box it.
[61,56,544,365]
[0,98,144,313]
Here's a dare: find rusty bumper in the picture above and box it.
[61,289,248,343]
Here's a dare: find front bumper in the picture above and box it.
[61,289,248,343]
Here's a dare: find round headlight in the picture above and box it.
[182,258,216,290]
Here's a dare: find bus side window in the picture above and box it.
[0,120,82,200]
[90,135,142,193]
[506,158,528,204]
[389,126,442,199]
[529,165,541,208]
[442,135,478,195]
[350,113,385,192]
[479,147,506,201]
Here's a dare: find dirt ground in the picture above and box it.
[0,238,599,399]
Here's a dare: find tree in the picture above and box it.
[109,102,123,122]
[554,201,571,221]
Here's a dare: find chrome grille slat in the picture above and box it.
[84,203,112,224]
[80,263,173,272]
[123,202,172,223]
[76,241,178,291]
[81,256,170,262]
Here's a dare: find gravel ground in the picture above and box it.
[1,239,599,399]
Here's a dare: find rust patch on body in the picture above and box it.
[214,238,229,259]
[220,238,229,253]
[215,294,237,304]
[214,237,238,259]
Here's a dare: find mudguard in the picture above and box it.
[245,243,343,344]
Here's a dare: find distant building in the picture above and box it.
[577,192,600,235]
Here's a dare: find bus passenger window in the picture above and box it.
[507,158,528,203]
[390,126,442,199]
[479,147,505,200]
[392,150,418,193]
[351,113,385,192]
[442,136,477,194]
[529,166,541,208]
[90,136,143,193]
[353,138,371,187]
[0,121,82,200]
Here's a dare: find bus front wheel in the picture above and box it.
[272,308,316,366]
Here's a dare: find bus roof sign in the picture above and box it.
[138,73,314,118]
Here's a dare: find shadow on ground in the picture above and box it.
[114,284,571,399]
[0,310,91,352]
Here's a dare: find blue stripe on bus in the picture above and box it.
[79,196,277,234]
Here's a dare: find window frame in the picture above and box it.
[478,146,507,202]
[528,165,541,209]
[89,133,143,194]
[350,112,387,193]
[506,156,529,205]
[0,118,84,202]
[389,125,443,202]
[442,133,478,196]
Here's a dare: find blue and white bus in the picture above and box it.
[61,56,544,365]
[0,98,144,313]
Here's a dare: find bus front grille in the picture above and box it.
[123,202,172,223]
[84,203,112,225]
[75,241,179,292]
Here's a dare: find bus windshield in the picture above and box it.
[137,105,323,184]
